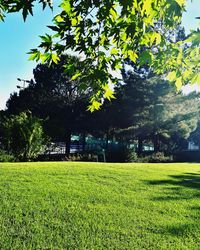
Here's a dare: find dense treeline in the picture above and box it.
[0,53,200,162]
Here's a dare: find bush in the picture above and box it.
[173,150,200,162]
[137,152,172,163]
[66,153,98,162]
[36,152,98,162]
[1,112,47,161]
[106,145,138,163]
[126,150,138,162]
[0,150,15,162]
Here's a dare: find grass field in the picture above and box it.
[0,162,200,249]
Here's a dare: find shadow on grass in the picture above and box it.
[148,173,200,190]
[145,172,200,202]
[145,173,200,239]
[162,223,200,238]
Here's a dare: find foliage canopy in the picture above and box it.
[6,55,93,154]
[115,72,200,153]
[1,0,200,110]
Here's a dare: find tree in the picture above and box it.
[0,110,6,143]
[27,0,199,110]
[111,71,200,155]
[0,0,52,21]
[1,111,46,161]
[189,121,200,148]
[1,0,199,110]
[6,55,92,155]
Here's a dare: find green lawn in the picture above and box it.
[0,162,200,249]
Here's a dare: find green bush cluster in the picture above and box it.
[66,153,98,162]
[1,111,46,161]
[0,150,15,162]
[67,150,172,163]
[106,146,137,163]
[137,152,173,163]
[105,146,172,163]
[37,153,98,162]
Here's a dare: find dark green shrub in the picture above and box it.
[0,150,15,162]
[138,152,172,163]
[2,112,47,161]
[106,145,137,163]
[173,151,200,162]
[66,153,98,162]
[37,153,98,162]
[126,150,138,162]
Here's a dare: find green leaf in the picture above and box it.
[139,51,153,65]
[40,53,51,63]
[175,77,182,91]
[141,0,152,16]
[128,50,138,63]
[28,52,39,61]
[51,53,60,64]
[155,33,161,45]
[71,72,81,81]
[104,88,115,101]
[110,48,119,55]
[110,7,118,20]
[47,25,60,32]
[182,69,192,80]
[88,100,102,112]
[28,50,40,61]
[120,32,127,42]
[115,62,122,70]
[40,34,50,43]
[71,18,77,26]
[167,71,177,81]
[197,74,200,84]
[190,74,200,84]
[54,15,64,23]
[149,32,162,46]
[175,0,186,7]
[64,64,74,74]
[71,17,78,26]
[60,1,71,15]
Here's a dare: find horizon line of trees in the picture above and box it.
[0,52,200,162]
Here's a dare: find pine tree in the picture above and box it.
[112,71,200,154]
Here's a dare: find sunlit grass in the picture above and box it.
[0,162,200,249]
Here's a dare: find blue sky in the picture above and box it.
[0,0,199,110]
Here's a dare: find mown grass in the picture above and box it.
[0,162,200,249]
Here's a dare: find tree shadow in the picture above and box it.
[145,172,200,240]
[161,223,200,239]
[145,172,200,202]
[148,172,200,190]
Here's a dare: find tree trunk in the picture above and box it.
[105,131,109,149]
[137,137,143,156]
[153,135,160,153]
[82,132,86,152]
[65,131,71,156]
